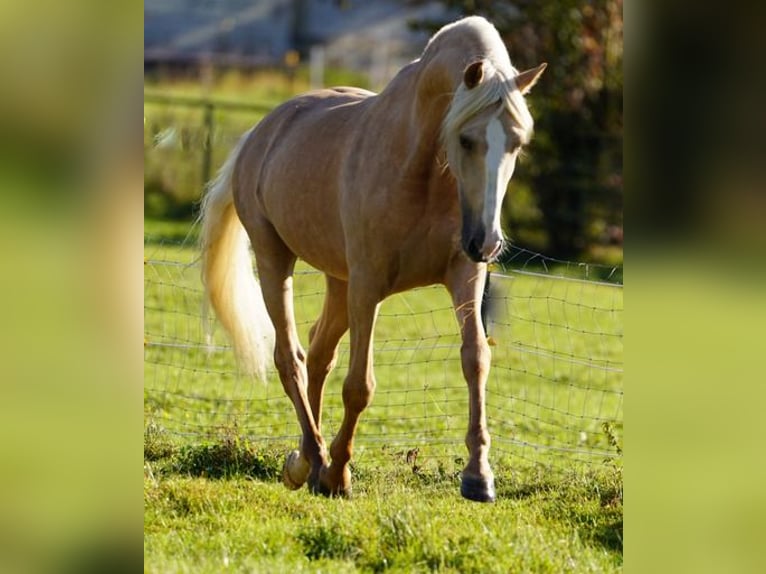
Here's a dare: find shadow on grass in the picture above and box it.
[496,479,560,500]
[593,517,623,555]
[492,464,623,557]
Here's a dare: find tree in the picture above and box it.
[413,0,623,260]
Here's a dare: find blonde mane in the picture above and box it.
[442,67,534,142]
[434,17,535,151]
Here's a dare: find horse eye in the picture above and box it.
[459,135,474,152]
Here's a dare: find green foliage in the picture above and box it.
[413,1,623,259]
[509,0,623,259]
[144,3,624,261]
[173,434,282,480]
[144,421,175,461]
[602,421,623,456]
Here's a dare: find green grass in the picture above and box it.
[144,457,621,573]
[144,218,623,572]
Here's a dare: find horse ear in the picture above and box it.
[514,63,547,94]
[463,61,484,90]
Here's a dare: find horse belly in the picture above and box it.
[274,208,348,279]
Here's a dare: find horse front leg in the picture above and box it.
[306,275,349,428]
[312,285,380,497]
[446,262,496,502]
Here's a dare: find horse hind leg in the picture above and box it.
[244,216,328,490]
[284,275,349,489]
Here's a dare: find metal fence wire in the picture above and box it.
[144,236,623,473]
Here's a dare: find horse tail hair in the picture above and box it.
[199,129,274,380]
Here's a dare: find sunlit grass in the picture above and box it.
[144,464,622,573]
[144,218,622,572]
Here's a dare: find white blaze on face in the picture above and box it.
[482,116,517,256]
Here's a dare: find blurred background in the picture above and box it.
[3,0,766,571]
[144,0,623,265]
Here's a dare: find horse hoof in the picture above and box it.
[310,481,350,498]
[282,450,310,490]
[310,465,351,498]
[309,480,351,498]
[460,474,496,503]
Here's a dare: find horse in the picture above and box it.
[199,16,545,502]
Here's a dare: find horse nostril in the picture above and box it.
[465,239,485,263]
[461,226,487,263]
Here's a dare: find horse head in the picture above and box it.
[443,60,546,263]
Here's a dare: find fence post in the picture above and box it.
[202,102,214,186]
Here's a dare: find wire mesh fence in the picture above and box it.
[144,236,622,474]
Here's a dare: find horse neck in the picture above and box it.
[405,52,470,184]
[366,54,462,185]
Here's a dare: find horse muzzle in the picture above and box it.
[462,226,503,263]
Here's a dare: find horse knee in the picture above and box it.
[342,375,375,412]
[460,340,491,381]
[465,428,491,450]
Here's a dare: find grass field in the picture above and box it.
[144,69,370,219]
[144,219,623,572]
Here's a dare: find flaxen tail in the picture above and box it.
[198,130,274,379]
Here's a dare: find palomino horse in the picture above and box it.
[200,16,545,502]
